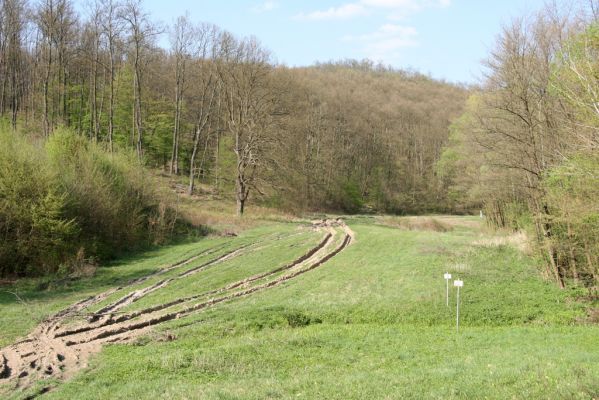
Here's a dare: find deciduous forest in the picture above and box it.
[0,0,597,290]
[439,4,599,288]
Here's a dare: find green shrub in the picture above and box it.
[283,311,322,328]
[543,152,599,286]
[0,129,77,276]
[0,127,177,277]
[339,180,364,214]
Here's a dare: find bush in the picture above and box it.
[543,153,599,286]
[284,311,322,328]
[0,129,77,276]
[339,180,364,214]
[0,127,177,277]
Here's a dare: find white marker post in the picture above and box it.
[454,279,464,332]
[443,273,452,307]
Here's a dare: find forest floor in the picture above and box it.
[0,212,598,399]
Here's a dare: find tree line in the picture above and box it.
[2,0,597,287]
[0,0,467,218]
[438,2,599,288]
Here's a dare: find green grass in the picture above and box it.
[42,325,598,400]
[2,217,598,399]
[126,230,323,313]
[0,222,299,347]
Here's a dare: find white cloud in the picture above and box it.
[295,0,450,21]
[344,23,418,63]
[252,1,279,13]
[293,4,368,21]
[363,0,451,9]
[362,0,420,9]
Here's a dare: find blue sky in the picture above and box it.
[140,0,550,83]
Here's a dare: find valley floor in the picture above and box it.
[1,216,598,399]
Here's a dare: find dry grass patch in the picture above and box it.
[377,216,452,232]
[473,231,530,254]
[177,197,299,229]
[434,215,483,229]
[448,262,470,273]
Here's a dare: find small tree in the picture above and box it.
[169,14,193,175]
[187,23,220,195]
[217,35,275,216]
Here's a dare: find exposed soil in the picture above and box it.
[0,220,353,395]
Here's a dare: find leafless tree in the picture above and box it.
[100,0,124,152]
[1,0,26,129]
[217,34,275,216]
[36,0,76,136]
[120,0,159,159]
[169,14,193,175]
[83,0,103,141]
[187,23,220,195]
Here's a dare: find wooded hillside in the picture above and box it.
[0,0,468,216]
[2,0,598,288]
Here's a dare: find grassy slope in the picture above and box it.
[0,222,298,348]
[2,216,598,399]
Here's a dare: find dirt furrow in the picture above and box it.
[39,243,233,328]
[84,233,304,322]
[86,243,259,323]
[0,220,352,394]
[56,232,335,338]
[89,278,174,322]
[68,232,351,346]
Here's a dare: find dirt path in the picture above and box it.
[0,220,353,396]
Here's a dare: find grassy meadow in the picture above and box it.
[1,215,598,399]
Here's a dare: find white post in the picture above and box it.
[456,286,460,332]
[443,273,452,307]
[454,279,464,332]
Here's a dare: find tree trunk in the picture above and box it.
[134,68,143,160]
[583,240,598,285]
[567,221,579,283]
[108,63,114,152]
[214,128,220,195]
[542,221,565,289]
[188,126,200,195]
[90,54,98,140]
[77,74,84,134]
[235,169,248,217]
[236,196,245,217]
[43,44,52,137]
[170,82,181,175]
[108,40,115,153]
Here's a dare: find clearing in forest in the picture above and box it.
[0,216,598,399]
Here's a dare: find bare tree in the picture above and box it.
[83,0,103,141]
[217,34,275,216]
[1,0,26,129]
[169,14,193,175]
[472,12,579,287]
[120,0,159,160]
[187,23,220,195]
[98,0,124,151]
[36,0,76,136]
[56,0,75,125]
[36,0,56,137]
[0,0,5,116]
